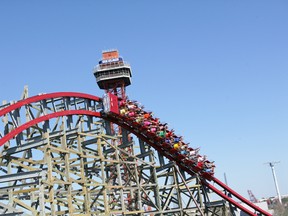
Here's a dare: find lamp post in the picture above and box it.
[266,162,282,204]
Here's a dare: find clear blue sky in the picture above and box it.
[0,1,287,200]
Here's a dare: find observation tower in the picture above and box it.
[0,50,272,216]
[93,49,132,99]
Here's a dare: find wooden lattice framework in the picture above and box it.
[0,87,230,215]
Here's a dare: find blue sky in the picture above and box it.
[0,1,287,200]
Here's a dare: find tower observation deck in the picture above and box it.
[93,50,132,90]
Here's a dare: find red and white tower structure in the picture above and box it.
[93,49,132,100]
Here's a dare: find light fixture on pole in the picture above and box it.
[265,161,282,204]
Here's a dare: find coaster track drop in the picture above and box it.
[0,91,271,216]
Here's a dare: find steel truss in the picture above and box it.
[0,88,228,215]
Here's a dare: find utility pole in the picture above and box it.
[265,161,282,204]
[224,172,228,185]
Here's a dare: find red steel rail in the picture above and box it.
[0,92,101,117]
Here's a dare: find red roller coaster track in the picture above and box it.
[0,92,271,216]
